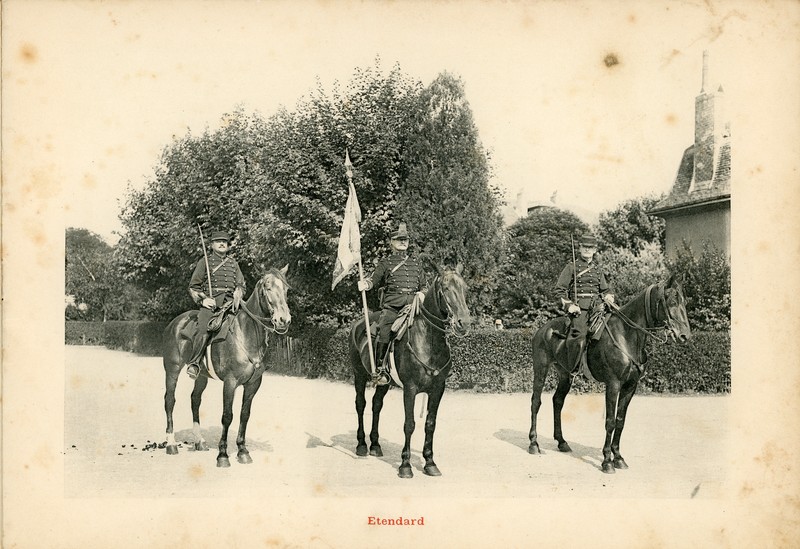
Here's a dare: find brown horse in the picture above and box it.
[528,275,691,473]
[162,266,291,467]
[349,265,472,478]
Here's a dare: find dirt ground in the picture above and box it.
[65,345,729,500]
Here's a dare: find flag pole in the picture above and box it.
[198,224,214,371]
[345,151,377,378]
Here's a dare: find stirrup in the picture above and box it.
[372,369,390,386]
[186,364,200,379]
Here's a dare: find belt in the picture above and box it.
[575,293,595,297]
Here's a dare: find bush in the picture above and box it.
[66,322,730,394]
[668,242,730,331]
[66,321,168,356]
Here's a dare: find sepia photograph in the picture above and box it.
[3,1,799,547]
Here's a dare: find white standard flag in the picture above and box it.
[331,179,362,290]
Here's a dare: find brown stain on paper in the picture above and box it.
[19,43,38,64]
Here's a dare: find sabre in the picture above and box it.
[571,234,578,310]
[198,224,214,368]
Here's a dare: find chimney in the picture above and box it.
[701,50,709,92]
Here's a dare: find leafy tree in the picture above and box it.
[65,228,142,320]
[396,72,505,315]
[495,207,588,326]
[594,195,666,253]
[668,241,730,331]
[116,60,504,326]
[599,242,668,304]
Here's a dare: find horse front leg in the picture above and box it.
[235,374,263,464]
[611,377,638,470]
[354,373,369,457]
[601,379,621,474]
[368,384,390,457]
[398,387,417,479]
[528,358,550,454]
[553,370,574,452]
[190,374,210,451]
[164,366,180,455]
[422,382,445,476]
[216,378,237,468]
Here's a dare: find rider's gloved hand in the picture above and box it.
[415,291,425,302]
[201,297,216,309]
[603,294,615,306]
[357,280,370,292]
[568,303,581,315]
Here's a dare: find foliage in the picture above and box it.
[668,242,731,331]
[65,228,146,321]
[396,73,505,315]
[599,242,668,304]
[116,60,504,326]
[494,208,588,326]
[594,195,666,253]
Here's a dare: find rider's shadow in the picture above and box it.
[307,432,425,473]
[493,428,604,470]
[174,426,273,453]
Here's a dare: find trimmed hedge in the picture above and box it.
[66,321,169,356]
[65,322,730,394]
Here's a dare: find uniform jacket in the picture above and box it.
[189,252,245,302]
[366,252,427,310]
[555,257,611,310]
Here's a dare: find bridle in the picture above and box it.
[608,283,676,344]
[418,274,469,338]
[240,274,290,335]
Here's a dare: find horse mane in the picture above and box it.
[261,267,290,289]
[618,283,653,317]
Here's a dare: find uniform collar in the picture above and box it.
[211,251,228,260]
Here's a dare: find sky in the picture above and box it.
[2,1,795,244]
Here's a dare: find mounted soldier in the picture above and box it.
[357,222,427,386]
[186,230,245,379]
[554,233,615,373]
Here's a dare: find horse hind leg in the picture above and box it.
[552,369,574,452]
[164,362,181,455]
[368,384,390,457]
[190,374,210,451]
[236,374,264,465]
[601,379,622,474]
[528,356,551,455]
[354,370,369,457]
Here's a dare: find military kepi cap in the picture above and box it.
[210,231,231,242]
[390,222,409,240]
[579,233,597,247]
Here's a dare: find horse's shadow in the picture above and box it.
[306,432,426,474]
[174,426,274,453]
[493,428,604,471]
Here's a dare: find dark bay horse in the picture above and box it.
[349,265,471,478]
[162,266,291,467]
[528,275,691,473]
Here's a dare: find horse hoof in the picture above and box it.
[613,457,628,469]
[356,445,368,457]
[237,453,253,465]
[369,446,383,457]
[217,457,231,468]
[601,462,616,474]
[166,445,179,455]
[194,441,209,452]
[528,443,541,455]
[423,464,441,477]
[398,466,414,479]
[558,441,572,453]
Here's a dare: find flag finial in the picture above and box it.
[344,149,353,180]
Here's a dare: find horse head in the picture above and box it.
[255,264,292,334]
[435,263,472,337]
[661,274,691,342]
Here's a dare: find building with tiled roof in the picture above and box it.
[650,51,731,261]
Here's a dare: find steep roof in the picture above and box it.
[650,138,730,215]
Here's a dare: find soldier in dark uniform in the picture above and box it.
[357,222,427,386]
[555,233,615,372]
[186,230,245,379]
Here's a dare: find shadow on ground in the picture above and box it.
[493,428,604,471]
[306,431,426,475]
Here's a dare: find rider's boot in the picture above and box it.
[565,337,586,374]
[372,341,390,386]
[186,331,210,379]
